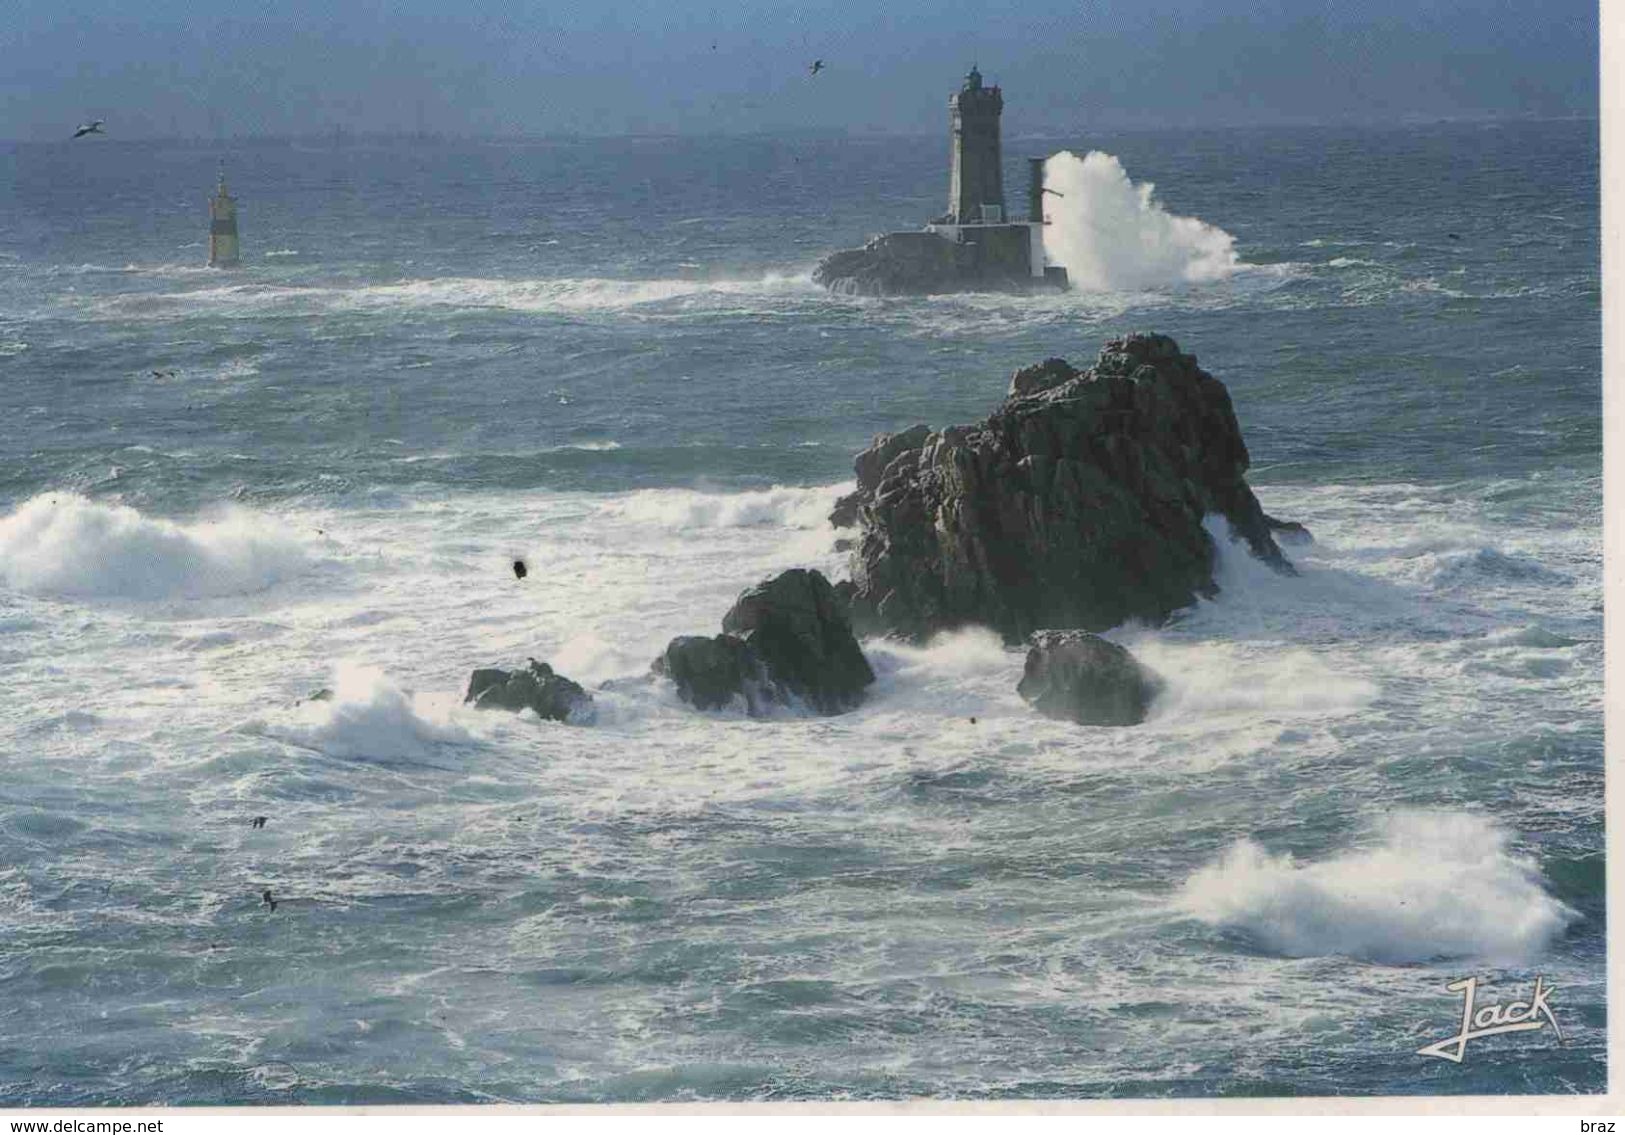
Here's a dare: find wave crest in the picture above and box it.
[0,494,312,600]
[1177,811,1575,964]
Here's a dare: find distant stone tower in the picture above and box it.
[948,65,1004,224]
[207,165,240,268]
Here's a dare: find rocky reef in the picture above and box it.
[1017,631,1163,726]
[654,568,875,716]
[834,333,1294,643]
[465,659,594,723]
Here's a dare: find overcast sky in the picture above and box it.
[0,0,1599,139]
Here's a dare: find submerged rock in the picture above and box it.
[653,568,876,716]
[842,333,1298,643]
[1017,631,1162,726]
[465,658,593,723]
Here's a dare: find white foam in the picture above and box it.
[609,483,842,532]
[1042,151,1239,291]
[99,272,825,323]
[1130,636,1379,720]
[268,663,471,761]
[0,494,313,601]
[1178,811,1575,964]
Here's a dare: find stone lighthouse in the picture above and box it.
[207,165,240,268]
[810,67,1067,295]
[948,65,1005,224]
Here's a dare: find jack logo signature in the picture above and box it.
[1417,975,1563,1063]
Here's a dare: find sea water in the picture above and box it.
[0,120,1602,1101]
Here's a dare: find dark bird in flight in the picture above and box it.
[809,59,824,76]
[72,120,105,138]
[512,558,528,580]
[250,816,267,829]
[261,888,277,913]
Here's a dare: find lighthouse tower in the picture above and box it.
[948,65,1005,224]
[207,166,240,268]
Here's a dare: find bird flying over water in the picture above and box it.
[809,59,824,76]
[73,120,105,138]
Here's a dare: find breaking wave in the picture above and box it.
[96,273,823,322]
[1177,811,1575,964]
[608,483,843,531]
[1042,151,1240,291]
[260,664,471,762]
[0,493,313,601]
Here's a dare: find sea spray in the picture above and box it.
[266,662,471,761]
[1177,811,1575,963]
[1042,151,1239,290]
[0,493,312,601]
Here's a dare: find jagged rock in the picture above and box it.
[813,233,978,296]
[465,658,593,723]
[1265,514,1314,545]
[831,423,932,529]
[722,568,876,714]
[1017,631,1162,726]
[829,492,861,530]
[813,232,1053,297]
[843,333,1298,643]
[653,569,875,716]
[854,424,932,493]
[1008,357,1078,399]
[652,634,775,714]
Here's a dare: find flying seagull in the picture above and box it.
[809,59,824,76]
[73,120,105,139]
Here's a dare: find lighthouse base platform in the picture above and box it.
[812,226,1067,297]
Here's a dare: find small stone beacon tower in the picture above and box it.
[207,165,240,268]
[948,65,1005,224]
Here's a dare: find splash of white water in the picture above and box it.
[1041,150,1239,291]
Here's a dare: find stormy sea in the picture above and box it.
[0,119,1602,1102]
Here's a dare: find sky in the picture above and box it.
[0,0,1599,139]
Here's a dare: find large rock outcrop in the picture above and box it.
[652,568,875,716]
[1017,631,1162,726]
[841,333,1293,643]
[465,659,593,723]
